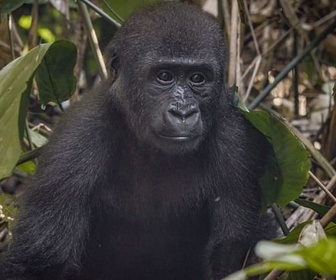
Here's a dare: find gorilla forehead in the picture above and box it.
[110,3,226,65]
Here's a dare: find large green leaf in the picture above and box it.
[35,40,77,106]
[0,45,48,179]
[243,110,311,207]
[0,40,77,180]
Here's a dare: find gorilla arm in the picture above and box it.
[205,105,271,279]
[0,95,110,279]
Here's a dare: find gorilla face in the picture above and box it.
[145,58,217,153]
[111,55,220,154]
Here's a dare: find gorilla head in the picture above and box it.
[107,3,227,154]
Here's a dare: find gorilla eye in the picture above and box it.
[189,73,205,85]
[157,71,174,84]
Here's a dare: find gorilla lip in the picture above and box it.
[157,134,195,141]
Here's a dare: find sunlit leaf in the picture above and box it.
[0,40,76,180]
[300,238,336,275]
[16,161,36,175]
[224,239,336,279]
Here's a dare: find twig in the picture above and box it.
[222,0,231,38]
[248,19,336,109]
[243,55,261,102]
[17,147,43,165]
[279,0,306,39]
[241,0,262,102]
[309,172,336,204]
[77,0,121,28]
[28,0,39,49]
[77,0,107,80]
[315,10,336,28]
[228,0,239,86]
[320,203,336,228]
[101,0,124,24]
[7,15,15,60]
[304,175,336,221]
[262,28,292,56]
[264,269,283,280]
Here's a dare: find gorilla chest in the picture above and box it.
[107,153,210,217]
[87,151,214,278]
[86,205,211,279]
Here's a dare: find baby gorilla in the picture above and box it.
[0,2,273,280]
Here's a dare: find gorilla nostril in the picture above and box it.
[168,108,199,120]
[168,109,183,120]
[185,109,199,119]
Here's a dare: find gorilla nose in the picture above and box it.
[167,105,200,125]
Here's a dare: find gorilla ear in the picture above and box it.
[110,53,120,78]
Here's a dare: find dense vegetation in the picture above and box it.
[0,0,335,279]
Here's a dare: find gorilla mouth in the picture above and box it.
[157,134,196,141]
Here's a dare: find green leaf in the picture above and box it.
[299,238,336,275]
[35,40,77,106]
[325,223,336,236]
[1,0,28,14]
[224,239,336,279]
[242,110,311,206]
[0,193,17,223]
[275,222,336,245]
[0,40,77,180]
[1,0,49,14]
[0,45,49,180]
[287,269,316,280]
[16,160,36,175]
[259,149,283,207]
[98,0,159,20]
[29,129,48,148]
[295,198,336,223]
[275,222,311,244]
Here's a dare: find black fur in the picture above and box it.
[0,3,273,280]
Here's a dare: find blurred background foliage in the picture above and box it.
[0,0,336,279]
